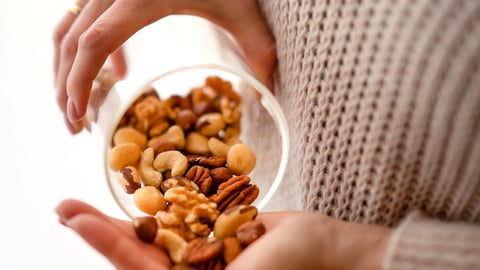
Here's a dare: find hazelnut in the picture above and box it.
[134,186,167,215]
[133,216,158,243]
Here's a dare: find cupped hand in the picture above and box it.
[228,211,392,270]
[55,199,172,270]
[53,0,276,134]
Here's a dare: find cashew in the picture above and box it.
[155,229,187,264]
[153,150,188,177]
[108,142,141,171]
[148,125,185,150]
[196,112,226,137]
[113,126,148,149]
[208,137,230,157]
[185,132,210,155]
[133,186,167,215]
[139,147,163,187]
[226,143,256,175]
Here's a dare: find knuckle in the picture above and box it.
[52,24,67,46]
[60,32,79,59]
[78,24,104,51]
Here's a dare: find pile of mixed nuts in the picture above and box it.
[108,76,266,269]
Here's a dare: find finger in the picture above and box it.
[56,0,114,117]
[220,5,277,90]
[65,0,172,121]
[256,211,305,230]
[227,224,298,270]
[53,0,90,113]
[193,1,277,90]
[64,213,171,270]
[53,0,89,83]
[109,47,127,79]
[63,114,84,135]
[55,198,133,236]
[228,215,323,270]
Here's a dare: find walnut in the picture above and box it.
[157,187,219,240]
[185,165,212,195]
[134,95,168,133]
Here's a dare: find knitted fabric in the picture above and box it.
[257,0,480,269]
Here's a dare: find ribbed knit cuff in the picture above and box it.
[382,210,480,270]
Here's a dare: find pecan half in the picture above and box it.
[209,167,233,193]
[185,165,212,195]
[186,155,226,169]
[222,237,243,264]
[182,238,224,265]
[209,176,259,212]
[236,219,266,246]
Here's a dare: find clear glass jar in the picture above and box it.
[86,16,289,218]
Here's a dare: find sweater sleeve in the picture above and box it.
[383,211,480,270]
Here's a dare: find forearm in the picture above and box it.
[383,210,480,270]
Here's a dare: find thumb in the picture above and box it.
[188,0,277,90]
[109,47,127,79]
[219,2,277,90]
[226,226,294,270]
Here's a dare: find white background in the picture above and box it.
[1,1,127,269]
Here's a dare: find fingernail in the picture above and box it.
[55,205,68,226]
[64,115,83,135]
[67,98,80,122]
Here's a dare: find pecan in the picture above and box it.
[172,263,198,270]
[176,109,198,131]
[199,156,226,168]
[186,154,204,166]
[186,155,227,169]
[209,167,233,193]
[192,100,217,116]
[222,237,243,264]
[182,238,224,265]
[198,256,225,270]
[185,165,212,195]
[209,176,259,212]
[218,184,259,212]
[236,219,266,246]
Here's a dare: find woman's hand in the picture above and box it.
[55,199,172,270]
[56,200,391,270]
[53,0,276,134]
[228,211,392,270]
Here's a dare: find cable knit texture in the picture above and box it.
[257,0,480,269]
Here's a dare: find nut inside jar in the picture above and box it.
[108,76,266,268]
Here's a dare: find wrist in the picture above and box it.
[338,222,392,270]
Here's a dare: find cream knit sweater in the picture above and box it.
[257,1,480,269]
